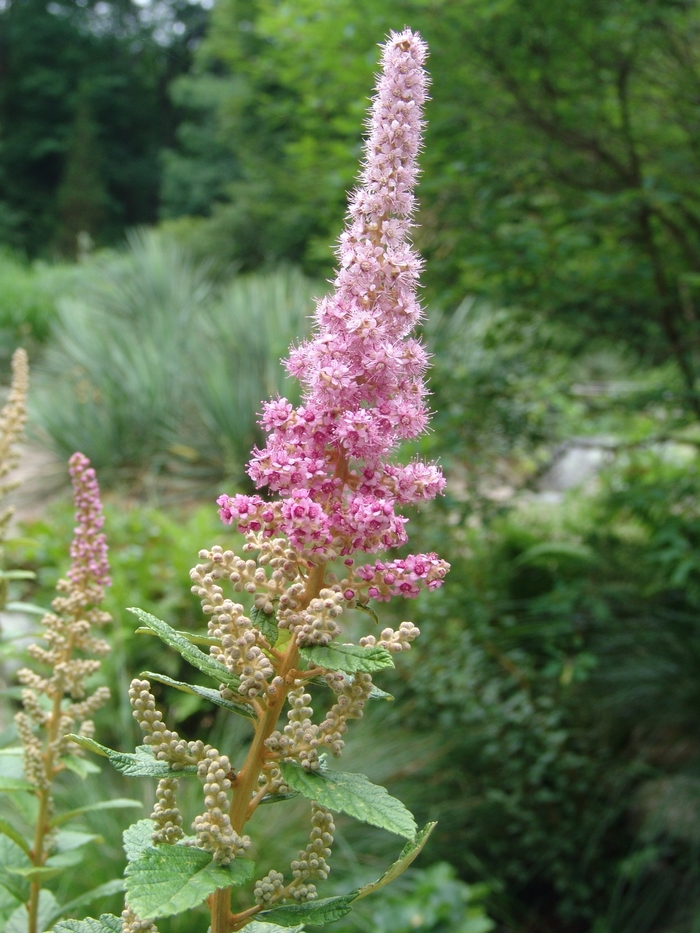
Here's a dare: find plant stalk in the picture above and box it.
[209,562,327,933]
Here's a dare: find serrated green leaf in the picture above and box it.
[279,764,416,840]
[250,605,279,647]
[0,818,30,855]
[60,755,102,778]
[142,672,255,720]
[123,820,156,862]
[259,894,355,926]
[125,844,254,920]
[355,822,437,899]
[50,882,125,925]
[50,798,142,828]
[53,915,122,933]
[244,922,304,933]
[66,736,198,777]
[299,644,394,674]
[6,889,59,933]
[127,608,241,691]
[0,777,36,793]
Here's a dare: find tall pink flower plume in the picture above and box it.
[218,29,448,597]
[68,452,111,593]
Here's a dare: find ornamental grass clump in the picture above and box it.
[64,28,448,933]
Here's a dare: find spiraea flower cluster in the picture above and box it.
[216,28,447,572]
[110,30,446,933]
[16,453,112,790]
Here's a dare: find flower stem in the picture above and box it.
[209,563,327,933]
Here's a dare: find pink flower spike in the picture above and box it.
[217,29,448,585]
[67,452,110,591]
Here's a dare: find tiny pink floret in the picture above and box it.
[218,29,449,598]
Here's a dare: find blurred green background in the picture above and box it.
[2,0,700,931]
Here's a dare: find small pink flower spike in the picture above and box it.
[219,29,449,595]
[68,452,111,592]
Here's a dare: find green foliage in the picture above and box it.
[0,0,206,256]
[279,765,416,841]
[124,846,254,920]
[127,608,242,694]
[347,863,493,933]
[298,644,394,675]
[53,916,122,933]
[258,895,356,926]
[66,737,198,779]
[163,0,700,422]
[378,449,700,931]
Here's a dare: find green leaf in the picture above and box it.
[368,684,394,701]
[355,603,380,626]
[125,844,255,920]
[6,889,59,933]
[142,672,255,720]
[0,836,31,902]
[66,736,198,777]
[0,818,31,855]
[0,777,36,793]
[279,764,416,840]
[258,791,299,806]
[55,831,103,852]
[51,882,125,925]
[51,798,142,828]
[259,822,436,930]
[259,894,355,926]
[8,866,66,883]
[123,820,156,862]
[135,627,221,647]
[60,755,101,778]
[5,601,46,616]
[250,604,279,647]
[127,608,241,691]
[244,922,304,933]
[299,644,394,674]
[355,822,437,900]
[53,915,122,933]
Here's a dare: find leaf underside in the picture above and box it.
[66,736,198,777]
[142,671,255,720]
[259,894,356,926]
[128,608,242,691]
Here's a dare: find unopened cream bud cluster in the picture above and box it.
[129,679,250,862]
[289,804,335,901]
[194,748,250,864]
[121,905,158,933]
[359,620,420,652]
